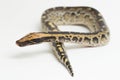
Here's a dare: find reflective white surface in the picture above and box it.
[0,0,119,80]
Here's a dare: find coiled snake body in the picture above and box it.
[16,7,110,76]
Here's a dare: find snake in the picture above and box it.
[16,7,110,76]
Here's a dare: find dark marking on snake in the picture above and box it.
[84,37,91,44]
[93,37,98,43]
[63,56,67,62]
[66,37,71,41]
[72,37,78,42]
[101,34,106,40]
[59,36,65,41]
[66,61,70,65]
[71,12,76,16]
[79,37,82,42]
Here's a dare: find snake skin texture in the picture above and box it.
[16,7,110,76]
[44,21,74,76]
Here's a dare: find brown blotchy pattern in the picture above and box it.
[52,39,74,76]
[101,34,106,39]
[44,22,74,76]
[84,37,91,44]
[16,7,110,77]
[93,37,99,44]
[59,36,65,41]
[79,37,82,42]
[72,37,78,42]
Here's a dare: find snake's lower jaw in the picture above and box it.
[16,40,34,47]
[16,38,44,47]
[16,40,27,47]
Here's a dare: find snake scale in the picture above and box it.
[16,7,110,76]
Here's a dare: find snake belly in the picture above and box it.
[16,7,110,76]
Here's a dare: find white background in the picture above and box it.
[0,0,120,80]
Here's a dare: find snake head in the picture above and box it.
[16,32,46,47]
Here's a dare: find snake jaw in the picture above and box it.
[16,40,29,47]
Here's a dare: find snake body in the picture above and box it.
[16,7,110,76]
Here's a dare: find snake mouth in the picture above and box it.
[16,40,32,47]
[16,40,26,47]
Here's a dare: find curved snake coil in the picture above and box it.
[16,7,110,76]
